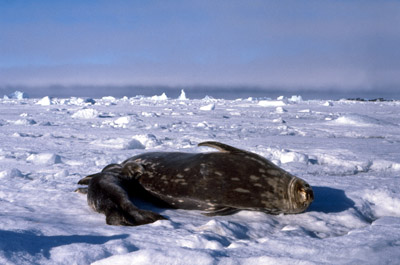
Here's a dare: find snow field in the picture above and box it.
[1,92,400,264]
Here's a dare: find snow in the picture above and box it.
[1,92,400,264]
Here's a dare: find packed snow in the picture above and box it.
[1,91,400,265]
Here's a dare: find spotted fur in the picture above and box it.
[77,141,314,226]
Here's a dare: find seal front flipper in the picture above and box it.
[121,161,145,179]
[202,207,240,216]
[198,141,245,154]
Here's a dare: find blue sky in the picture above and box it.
[1,0,399,91]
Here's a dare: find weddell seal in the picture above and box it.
[76,141,314,226]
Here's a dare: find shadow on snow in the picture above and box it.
[0,230,130,259]
[308,186,355,213]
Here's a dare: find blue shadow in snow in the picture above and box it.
[0,230,131,259]
[307,186,355,213]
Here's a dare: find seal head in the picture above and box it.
[287,178,314,214]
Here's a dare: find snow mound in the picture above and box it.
[26,153,62,165]
[279,151,309,164]
[196,219,248,239]
[363,189,400,218]
[333,114,385,126]
[275,106,287,113]
[60,97,96,105]
[288,95,303,103]
[0,168,24,178]
[72,108,99,119]
[266,148,309,165]
[316,154,371,174]
[125,139,146,149]
[370,160,400,171]
[200,103,216,111]
[91,138,145,150]
[132,134,161,149]
[92,248,214,265]
[114,116,131,126]
[13,119,37,125]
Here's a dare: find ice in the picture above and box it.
[4,91,28,100]
[200,103,216,111]
[258,99,286,107]
[1,92,400,264]
[36,96,53,106]
[71,108,99,119]
[26,153,62,165]
[0,168,24,178]
[178,89,188,100]
[151,93,168,101]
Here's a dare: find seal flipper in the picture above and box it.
[198,141,245,154]
[202,207,240,216]
[77,164,123,185]
[121,161,145,179]
[77,173,97,185]
[101,163,123,173]
[88,172,166,226]
[75,187,88,194]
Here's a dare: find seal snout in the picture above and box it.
[299,184,314,205]
[306,187,314,202]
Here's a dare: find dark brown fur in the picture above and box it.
[77,141,313,226]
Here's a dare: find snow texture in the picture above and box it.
[1,93,400,264]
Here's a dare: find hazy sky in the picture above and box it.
[1,0,399,91]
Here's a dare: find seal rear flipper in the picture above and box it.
[77,173,100,185]
[75,187,88,194]
[101,163,123,173]
[202,207,240,216]
[88,172,165,226]
[106,208,166,226]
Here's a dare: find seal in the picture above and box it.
[77,141,314,226]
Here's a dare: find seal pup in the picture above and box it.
[77,141,314,226]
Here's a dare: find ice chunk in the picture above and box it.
[275,107,287,113]
[0,168,24,178]
[36,96,52,106]
[114,116,131,126]
[4,91,28,99]
[151,93,168,100]
[288,95,303,102]
[258,100,286,107]
[26,153,62,165]
[72,109,99,119]
[178,89,187,100]
[200,103,215,111]
[280,151,309,164]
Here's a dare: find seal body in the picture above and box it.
[77,141,314,226]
